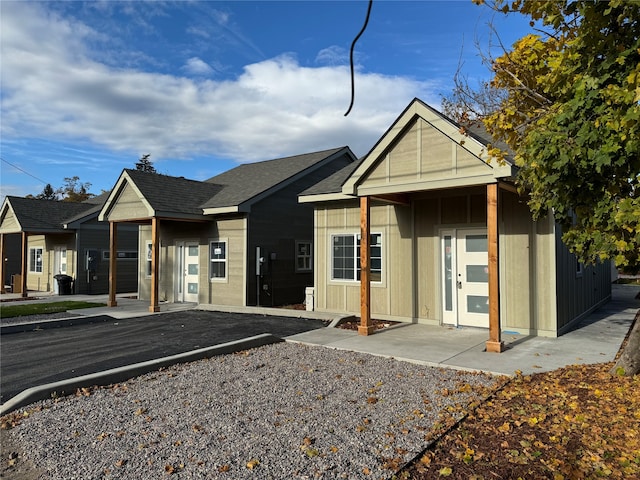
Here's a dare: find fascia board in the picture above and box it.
[202,206,241,215]
[298,192,356,204]
[357,175,498,196]
[153,212,212,221]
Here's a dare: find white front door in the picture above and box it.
[53,247,67,293]
[441,229,489,328]
[176,242,199,303]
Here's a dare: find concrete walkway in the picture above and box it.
[289,284,640,376]
[1,284,638,401]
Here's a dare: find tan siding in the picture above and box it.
[421,120,452,178]
[533,215,558,334]
[357,117,494,195]
[499,191,535,333]
[363,155,388,187]
[455,144,490,177]
[26,235,51,292]
[414,198,439,321]
[389,123,419,184]
[108,183,150,221]
[208,217,246,306]
[0,209,20,233]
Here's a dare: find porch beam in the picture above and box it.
[0,234,5,294]
[486,183,505,353]
[107,222,118,307]
[371,193,411,206]
[149,217,160,313]
[359,196,375,336]
[20,231,28,298]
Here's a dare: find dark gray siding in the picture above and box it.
[554,224,611,332]
[247,153,354,306]
[76,222,139,295]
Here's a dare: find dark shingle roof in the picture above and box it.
[122,169,222,215]
[5,196,98,231]
[299,159,363,196]
[200,147,348,209]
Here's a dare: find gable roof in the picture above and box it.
[201,147,354,214]
[0,196,100,234]
[298,159,364,203]
[99,147,356,221]
[342,98,518,197]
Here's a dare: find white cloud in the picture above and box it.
[183,57,215,76]
[1,2,440,166]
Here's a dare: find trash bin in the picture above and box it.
[54,274,73,295]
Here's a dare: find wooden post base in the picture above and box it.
[149,305,160,313]
[486,340,505,353]
[358,325,376,336]
[107,300,118,307]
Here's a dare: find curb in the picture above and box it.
[0,333,282,416]
[1,315,113,335]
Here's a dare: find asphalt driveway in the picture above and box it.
[1,310,329,403]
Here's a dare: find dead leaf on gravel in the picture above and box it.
[246,458,260,469]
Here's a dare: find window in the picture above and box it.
[210,240,227,280]
[331,233,382,282]
[296,241,312,272]
[103,250,138,260]
[29,247,43,273]
[145,241,152,277]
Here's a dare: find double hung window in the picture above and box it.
[210,241,227,280]
[29,247,43,273]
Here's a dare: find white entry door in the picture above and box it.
[441,229,489,328]
[176,242,199,303]
[53,247,67,294]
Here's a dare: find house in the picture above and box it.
[0,193,139,295]
[97,147,357,311]
[299,99,611,349]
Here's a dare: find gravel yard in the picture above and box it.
[1,342,499,480]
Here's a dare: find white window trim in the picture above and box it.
[329,232,383,284]
[209,238,228,283]
[295,240,313,272]
[29,247,44,274]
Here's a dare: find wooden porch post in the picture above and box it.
[20,231,28,298]
[359,196,375,336]
[0,234,6,294]
[486,183,505,353]
[149,217,160,313]
[107,221,118,307]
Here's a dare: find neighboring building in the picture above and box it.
[0,193,139,295]
[299,99,610,346]
[98,147,357,311]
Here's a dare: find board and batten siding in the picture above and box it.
[107,182,150,221]
[359,118,493,193]
[75,222,138,295]
[138,217,247,306]
[314,201,413,321]
[554,224,611,334]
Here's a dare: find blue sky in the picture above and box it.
[1,1,535,200]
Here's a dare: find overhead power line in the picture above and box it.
[344,0,374,117]
[1,156,49,184]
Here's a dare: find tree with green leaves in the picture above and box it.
[25,183,58,200]
[58,176,94,202]
[135,153,157,173]
[446,0,639,374]
[448,0,639,270]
